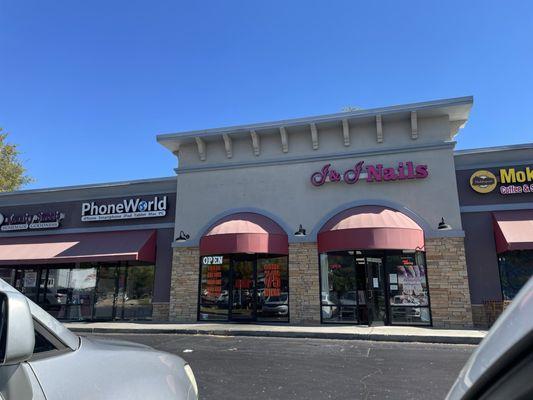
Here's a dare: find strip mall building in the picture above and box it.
[1,97,532,328]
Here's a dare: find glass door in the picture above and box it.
[365,257,387,326]
[68,267,97,321]
[40,268,71,319]
[122,265,155,320]
[93,266,118,320]
[229,257,256,321]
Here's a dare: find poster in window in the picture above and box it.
[390,261,428,306]
[205,265,222,298]
[264,264,281,297]
[24,272,38,288]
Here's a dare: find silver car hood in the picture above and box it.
[29,336,194,400]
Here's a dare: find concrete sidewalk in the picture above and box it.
[64,322,487,345]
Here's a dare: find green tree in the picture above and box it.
[0,129,33,192]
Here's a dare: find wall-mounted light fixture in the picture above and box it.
[175,231,190,242]
[294,224,307,236]
[437,217,452,230]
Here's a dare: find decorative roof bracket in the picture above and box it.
[195,137,206,161]
[342,119,350,146]
[411,111,418,140]
[222,134,232,158]
[279,127,288,153]
[310,123,319,150]
[376,115,383,143]
[250,130,260,156]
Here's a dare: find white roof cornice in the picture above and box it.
[156,96,473,153]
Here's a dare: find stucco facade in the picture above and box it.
[2,96,531,329]
[159,97,474,327]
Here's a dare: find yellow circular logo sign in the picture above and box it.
[470,170,497,193]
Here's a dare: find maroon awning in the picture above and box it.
[0,230,156,265]
[318,206,425,253]
[200,213,288,256]
[493,210,533,253]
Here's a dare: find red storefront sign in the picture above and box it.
[311,161,428,187]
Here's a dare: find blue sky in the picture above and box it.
[1,1,532,190]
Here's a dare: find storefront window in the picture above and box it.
[92,264,119,320]
[385,252,430,325]
[319,251,431,326]
[68,268,97,320]
[198,254,289,322]
[0,268,14,285]
[257,256,289,322]
[43,268,84,320]
[199,256,231,321]
[498,250,533,300]
[10,263,155,321]
[320,252,360,323]
[123,265,155,319]
[17,268,40,302]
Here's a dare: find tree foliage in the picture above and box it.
[0,129,33,192]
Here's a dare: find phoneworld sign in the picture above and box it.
[0,211,65,232]
[311,161,428,186]
[81,196,167,222]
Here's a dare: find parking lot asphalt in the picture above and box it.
[85,333,474,400]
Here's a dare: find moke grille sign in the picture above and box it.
[81,196,167,222]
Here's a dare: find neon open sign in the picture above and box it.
[202,256,224,265]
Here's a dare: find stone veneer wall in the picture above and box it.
[425,237,473,328]
[167,240,473,327]
[151,302,170,321]
[289,242,321,324]
[169,247,200,322]
[471,304,488,329]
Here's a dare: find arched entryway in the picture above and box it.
[198,212,289,323]
[317,206,431,326]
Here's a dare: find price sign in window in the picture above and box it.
[199,256,230,321]
[263,264,281,297]
[206,265,222,297]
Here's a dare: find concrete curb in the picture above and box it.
[68,327,483,345]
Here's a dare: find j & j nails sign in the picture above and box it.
[310,161,429,186]
[81,196,167,222]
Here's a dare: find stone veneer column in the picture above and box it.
[425,237,473,328]
[169,246,200,322]
[289,242,321,324]
[151,302,170,321]
[471,304,489,329]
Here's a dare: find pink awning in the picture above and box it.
[200,213,288,256]
[0,230,156,265]
[493,210,533,253]
[318,206,425,253]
